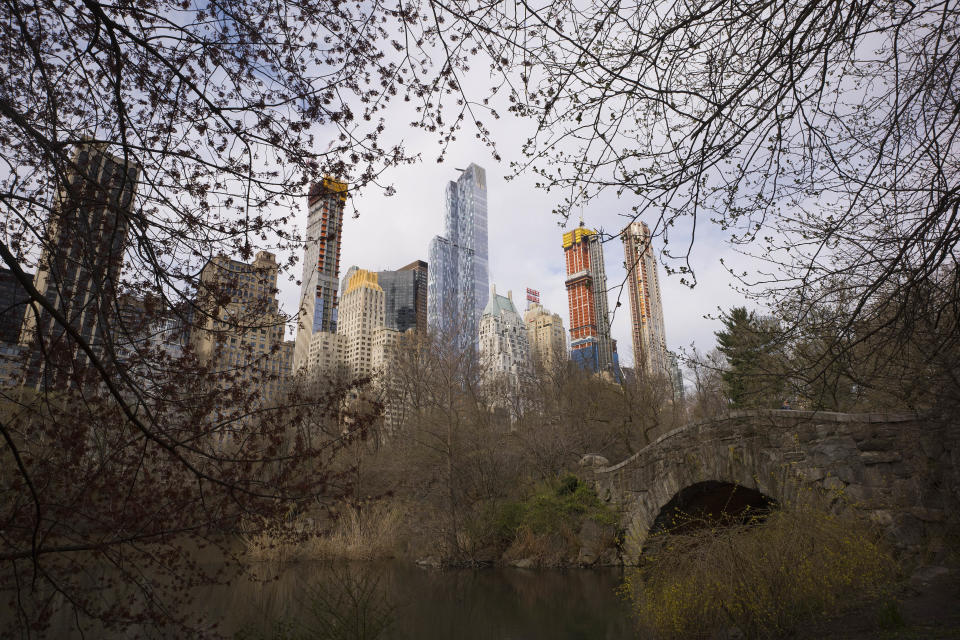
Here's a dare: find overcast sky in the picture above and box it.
[274,94,759,368]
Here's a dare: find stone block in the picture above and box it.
[797,466,826,482]
[809,441,856,466]
[859,465,889,487]
[844,483,877,503]
[909,507,945,522]
[857,438,895,452]
[821,476,845,493]
[909,565,950,588]
[860,451,902,465]
[920,437,943,460]
[815,423,837,438]
[847,423,874,441]
[833,464,863,485]
[510,557,536,569]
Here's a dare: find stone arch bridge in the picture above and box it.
[586,410,960,562]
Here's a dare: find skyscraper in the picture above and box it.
[191,251,293,405]
[0,267,31,387]
[20,143,139,389]
[338,269,386,379]
[293,177,347,371]
[524,302,567,367]
[427,164,489,342]
[0,267,31,345]
[621,221,669,376]
[378,260,428,334]
[479,285,530,382]
[479,285,530,420]
[562,224,614,373]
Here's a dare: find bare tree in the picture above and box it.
[435,0,960,402]
[0,0,494,635]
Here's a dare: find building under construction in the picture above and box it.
[293,176,347,372]
[562,224,615,373]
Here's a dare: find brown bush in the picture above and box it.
[621,492,898,639]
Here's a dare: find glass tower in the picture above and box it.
[427,164,489,343]
[378,260,428,334]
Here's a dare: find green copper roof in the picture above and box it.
[482,292,518,317]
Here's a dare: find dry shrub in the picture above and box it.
[621,495,898,639]
[311,502,403,560]
[502,527,578,567]
[242,502,403,563]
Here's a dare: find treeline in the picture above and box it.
[691,270,960,414]
[296,328,686,567]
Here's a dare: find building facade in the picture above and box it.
[523,302,567,367]
[114,295,191,387]
[378,260,428,334]
[621,221,669,376]
[479,285,530,385]
[0,267,31,345]
[0,267,31,387]
[427,164,489,342]
[371,326,402,373]
[306,330,347,380]
[293,177,347,371]
[562,225,615,373]
[20,144,139,389]
[338,269,386,379]
[191,251,293,405]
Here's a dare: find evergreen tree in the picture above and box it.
[715,307,785,408]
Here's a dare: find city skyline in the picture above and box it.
[271,146,752,369]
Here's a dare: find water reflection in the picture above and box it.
[217,561,635,640]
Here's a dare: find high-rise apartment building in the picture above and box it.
[479,286,530,375]
[371,325,402,373]
[20,144,139,389]
[479,285,530,407]
[0,267,31,386]
[305,331,347,380]
[398,260,428,333]
[338,269,386,379]
[293,177,347,371]
[562,224,614,373]
[523,302,567,367]
[378,260,428,334]
[114,294,191,386]
[191,251,293,404]
[427,164,489,342]
[621,221,669,376]
[339,264,359,303]
[0,267,31,345]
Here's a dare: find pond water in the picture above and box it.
[209,561,636,639]
[18,559,636,638]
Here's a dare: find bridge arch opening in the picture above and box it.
[650,481,776,537]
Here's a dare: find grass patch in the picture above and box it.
[241,501,403,563]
